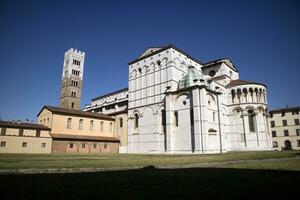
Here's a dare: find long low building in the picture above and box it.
[0,121,52,153]
[37,105,120,153]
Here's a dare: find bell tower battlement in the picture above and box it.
[60,48,85,110]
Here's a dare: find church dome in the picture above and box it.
[178,66,205,89]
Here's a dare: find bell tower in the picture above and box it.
[59,48,85,110]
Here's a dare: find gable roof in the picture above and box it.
[0,120,50,130]
[91,87,128,101]
[128,44,204,66]
[202,58,237,71]
[37,105,114,121]
[225,80,266,88]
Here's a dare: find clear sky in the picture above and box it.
[0,0,299,122]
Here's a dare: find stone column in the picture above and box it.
[165,93,173,153]
[192,88,201,153]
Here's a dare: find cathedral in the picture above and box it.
[84,45,272,154]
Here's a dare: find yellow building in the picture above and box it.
[0,121,52,153]
[270,106,300,150]
[38,105,119,153]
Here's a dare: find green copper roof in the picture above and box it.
[178,66,205,90]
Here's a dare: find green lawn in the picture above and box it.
[0,150,299,171]
[1,151,300,199]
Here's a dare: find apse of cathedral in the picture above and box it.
[84,45,272,154]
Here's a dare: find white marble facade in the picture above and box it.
[85,45,272,154]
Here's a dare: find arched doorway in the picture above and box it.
[284,140,292,150]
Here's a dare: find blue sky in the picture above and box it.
[0,0,299,121]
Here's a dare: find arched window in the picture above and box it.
[134,113,139,128]
[248,110,256,132]
[79,119,83,130]
[109,122,113,132]
[67,118,72,129]
[71,102,74,108]
[100,121,104,132]
[119,118,123,128]
[90,120,94,131]
[174,111,178,127]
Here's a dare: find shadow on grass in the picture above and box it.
[1,167,299,200]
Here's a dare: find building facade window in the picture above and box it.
[281,112,285,117]
[19,129,24,136]
[297,140,300,147]
[109,122,113,132]
[67,118,72,129]
[104,144,107,149]
[284,130,289,136]
[79,119,83,130]
[282,120,287,126]
[161,109,166,134]
[69,143,74,148]
[292,111,299,115]
[273,141,278,148]
[1,127,6,136]
[271,121,275,128]
[90,120,94,131]
[295,119,299,125]
[272,131,276,137]
[82,144,85,148]
[22,142,27,147]
[36,130,41,137]
[134,113,139,129]
[41,143,46,148]
[0,141,6,147]
[248,110,256,132]
[175,111,178,127]
[296,129,300,136]
[93,144,97,148]
[100,121,104,132]
[119,118,123,128]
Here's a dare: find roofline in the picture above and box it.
[269,106,300,114]
[225,82,267,89]
[0,120,51,130]
[128,44,204,66]
[202,58,238,72]
[91,87,128,101]
[37,106,115,121]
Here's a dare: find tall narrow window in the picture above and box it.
[295,119,299,125]
[19,129,24,136]
[270,121,275,127]
[282,120,287,126]
[284,130,289,136]
[71,102,74,108]
[120,118,123,128]
[161,109,166,133]
[1,128,6,136]
[36,130,41,137]
[100,121,104,131]
[67,118,72,129]
[213,112,216,122]
[248,110,255,132]
[109,122,113,132]
[79,119,83,130]
[174,111,178,127]
[90,120,94,131]
[190,108,194,126]
[134,113,139,128]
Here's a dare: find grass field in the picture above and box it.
[0,151,299,199]
[0,150,300,171]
